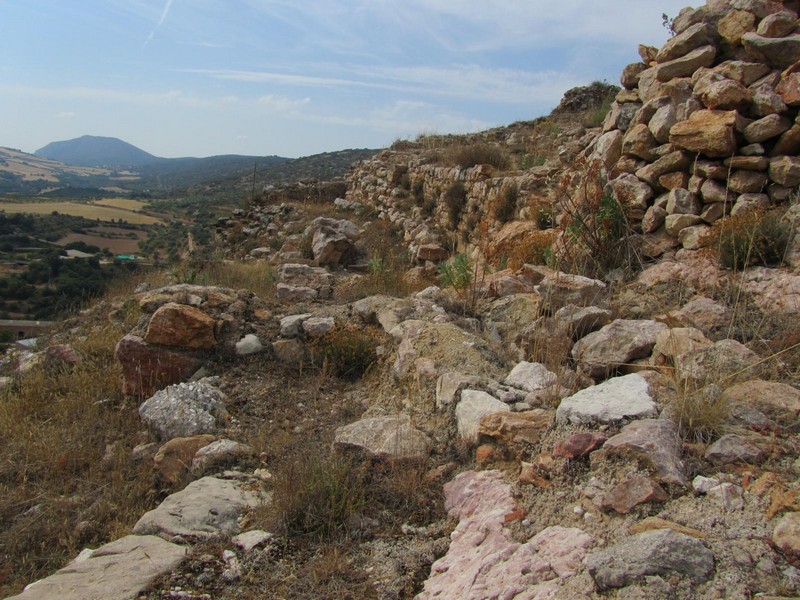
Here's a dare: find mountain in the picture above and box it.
[35,135,161,167]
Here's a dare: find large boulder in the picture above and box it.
[537,271,606,311]
[115,334,204,398]
[5,535,186,600]
[742,32,800,69]
[132,476,265,539]
[456,390,509,444]
[720,379,800,425]
[144,302,217,349]
[139,380,229,441]
[308,217,361,266]
[571,319,667,378]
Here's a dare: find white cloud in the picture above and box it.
[143,0,174,47]
[257,94,311,113]
[56,111,76,119]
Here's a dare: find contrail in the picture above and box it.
[143,0,174,48]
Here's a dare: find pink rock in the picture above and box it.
[419,470,593,599]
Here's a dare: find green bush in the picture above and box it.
[444,181,468,228]
[716,210,794,270]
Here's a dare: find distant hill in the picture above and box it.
[35,135,161,167]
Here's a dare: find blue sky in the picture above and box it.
[1,1,691,158]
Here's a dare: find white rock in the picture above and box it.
[556,374,657,425]
[456,390,510,444]
[504,361,558,393]
[235,334,263,356]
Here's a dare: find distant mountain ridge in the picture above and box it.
[35,135,161,167]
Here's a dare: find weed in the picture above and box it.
[299,233,314,260]
[518,154,546,170]
[673,386,730,444]
[444,181,468,228]
[494,183,518,224]
[412,178,426,207]
[438,253,486,316]
[714,209,794,270]
[582,82,618,128]
[309,325,380,380]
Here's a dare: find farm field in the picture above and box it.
[57,227,147,255]
[0,200,162,224]
[93,198,149,211]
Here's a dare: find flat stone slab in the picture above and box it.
[7,535,186,600]
[132,476,265,539]
[556,373,657,425]
[333,415,431,459]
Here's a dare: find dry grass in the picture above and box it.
[167,259,276,300]
[92,198,149,212]
[441,142,513,171]
[0,308,155,596]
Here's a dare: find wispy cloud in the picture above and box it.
[143,0,174,48]
[258,94,311,113]
[56,111,76,119]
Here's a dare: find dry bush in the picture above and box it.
[712,209,794,270]
[309,325,380,380]
[502,230,556,270]
[493,183,518,224]
[443,181,468,228]
[442,143,512,171]
[672,386,731,444]
[168,259,276,299]
[0,319,155,595]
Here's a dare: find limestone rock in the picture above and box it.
[115,335,204,398]
[308,217,360,266]
[586,529,715,591]
[655,45,717,82]
[635,150,691,187]
[772,512,800,557]
[758,11,799,38]
[5,535,186,600]
[537,271,606,311]
[191,439,254,473]
[571,319,666,378]
[605,173,653,209]
[721,379,800,425]
[705,433,766,464]
[553,304,612,339]
[333,415,431,459]
[416,243,448,262]
[742,32,800,69]
[272,338,305,365]
[621,62,647,89]
[277,263,333,298]
[649,104,679,144]
[279,313,312,338]
[678,339,760,385]
[556,373,656,425]
[599,476,668,514]
[744,113,793,142]
[436,372,481,410]
[598,418,688,487]
[700,79,752,110]
[679,224,711,249]
[456,390,510,444]
[139,380,229,441]
[144,302,216,349]
[154,434,215,483]
[656,23,717,63]
[235,334,262,356]
[302,316,335,337]
[669,109,743,157]
[666,188,701,215]
[133,476,264,539]
[719,9,756,46]
[478,409,553,446]
[651,327,713,367]
[770,155,800,186]
[504,361,557,393]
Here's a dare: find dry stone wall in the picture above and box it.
[593,0,800,255]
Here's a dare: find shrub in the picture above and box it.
[715,210,794,270]
[412,178,425,207]
[272,452,367,539]
[502,230,556,270]
[673,386,730,444]
[438,253,485,315]
[442,143,512,171]
[309,325,380,380]
[443,181,468,228]
[494,184,518,224]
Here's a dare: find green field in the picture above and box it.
[0,200,162,225]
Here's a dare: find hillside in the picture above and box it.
[35,135,161,167]
[3,2,800,600]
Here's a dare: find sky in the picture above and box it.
[0,1,693,159]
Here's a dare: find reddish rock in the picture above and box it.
[719,10,756,46]
[599,476,669,514]
[115,334,204,398]
[700,79,752,111]
[621,62,647,89]
[416,244,448,262]
[777,62,800,105]
[553,432,608,460]
[144,303,217,349]
[475,444,495,465]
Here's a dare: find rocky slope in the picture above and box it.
[5,1,800,599]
